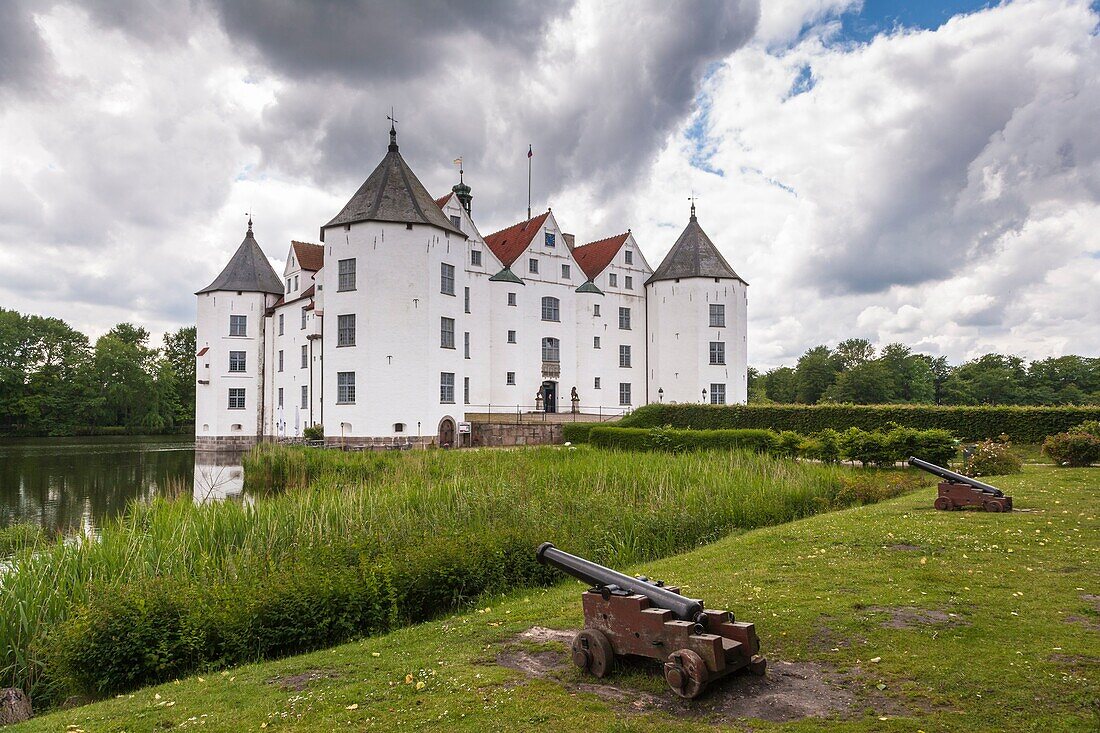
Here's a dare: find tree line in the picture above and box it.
[0,308,195,436]
[749,338,1100,406]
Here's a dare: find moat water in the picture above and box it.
[0,436,246,534]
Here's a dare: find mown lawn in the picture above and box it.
[15,465,1098,732]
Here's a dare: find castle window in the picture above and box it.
[710,383,726,404]
[541,296,560,322]
[593,304,601,317]
[464,287,471,313]
[710,342,725,365]
[277,388,283,408]
[506,372,516,385]
[440,372,455,404]
[625,276,633,290]
[278,313,284,335]
[450,214,462,230]
[625,249,633,265]
[229,315,246,337]
[618,307,631,330]
[301,345,308,369]
[441,263,455,296]
[545,232,555,248]
[440,317,455,349]
[619,383,631,406]
[507,292,517,306]
[229,351,246,373]
[594,377,601,390]
[561,264,570,279]
[337,314,356,347]
[294,275,299,291]
[301,307,307,330]
[608,273,618,287]
[337,372,355,404]
[464,331,470,359]
[301,385,308,409]
[619,345,632,368]
[394,423,405,433]
[278,350,284,372]
[507,330,517,344]
[470,249,482,266]
[464,376,470,404]
[529,258,539,274]
[710,304,725,328]
[593,336,601,349]
[338,258,356,291]
[285,278,291,294]
[227,388,245,410]
[542,337,560,363]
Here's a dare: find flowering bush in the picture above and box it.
[962,438,1023,476]
[1043,421,1100,467]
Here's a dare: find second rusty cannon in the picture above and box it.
[909,456,1013,512]
[536,542,765,699]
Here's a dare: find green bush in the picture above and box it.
[839,428,895,467]
[774,431,803,458]
[913,429,958,466]
[303,424,324,441]
[962,439,1023,477]
[561,423,598,444]
[1069,420,1100,439]
[1043,431,1100,467]
[803,429,842,464]
[619,403,1100,443]
[588,426,779,454]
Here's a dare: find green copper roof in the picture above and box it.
[488,267,525,284]
[575,280,604,295]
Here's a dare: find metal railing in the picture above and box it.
[462,404,631,425]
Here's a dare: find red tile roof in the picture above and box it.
[572,232,630,280]
[434,192,454,209]
[291,241,324,271]
[196,347,209,357]
[483,212,551,267]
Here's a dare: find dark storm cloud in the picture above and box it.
[0,1,50,91]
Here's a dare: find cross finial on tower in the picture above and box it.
[387,107,399,151]
[246,209,253,233]
[688,191,698,219]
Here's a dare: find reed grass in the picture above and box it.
[0,445,917,702]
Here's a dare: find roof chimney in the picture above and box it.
[563,233,575,250]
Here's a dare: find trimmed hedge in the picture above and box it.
[590,426,777,453]
[618,404,1100,443]
[562,423,598,444]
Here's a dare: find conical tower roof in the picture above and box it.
[196,222,283,295]
[646,209,746,285]
[322,124,465,240]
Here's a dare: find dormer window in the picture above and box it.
[545,232,555,248]
[450,214,462,231]
[529,258,539,274]
[470,249,482,267]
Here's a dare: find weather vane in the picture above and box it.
[688,191,699,217]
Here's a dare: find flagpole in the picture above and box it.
[527,144,532,220]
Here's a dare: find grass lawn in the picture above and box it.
[15,465,1098,732]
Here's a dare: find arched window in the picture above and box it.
[541,296,560,322]
[542,337,560,363]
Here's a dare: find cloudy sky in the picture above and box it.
[1,0,1098,368]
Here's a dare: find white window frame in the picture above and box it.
[228,387,245,409]
[441,317,455,349]
[229,315,246,337]
[541,296,560,322]
[337,372,355,404]
[338,258,356,291]
[710,303,725,328]
[337,314,356,347]
[440,262,456,296]
[440,372,455,404]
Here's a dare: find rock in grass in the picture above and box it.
[0,688,32,725]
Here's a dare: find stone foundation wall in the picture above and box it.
[472,422,563,447]
[195,435,260,451]
[325,435,434,450]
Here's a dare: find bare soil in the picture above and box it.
[267,669,340,692]
[867,606,964,629]
[498,627,888,723]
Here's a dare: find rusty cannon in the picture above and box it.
[536,542,765,699]
[908,456,1013,512]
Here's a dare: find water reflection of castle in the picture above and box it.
[192,451,246,503]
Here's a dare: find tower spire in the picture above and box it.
[688,192,698,220]
[387,108,399,152]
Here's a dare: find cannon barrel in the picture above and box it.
[907,456,1004,497]
[536,543,704,622]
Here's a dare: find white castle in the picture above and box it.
[195,125,747,449]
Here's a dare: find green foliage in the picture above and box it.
[619,402,1100,443]
[1043,431,1100,467]
[1068,420,1100,438]
[561,423,597,444]
[799,428,842,463]
[962,439,1024,477]
[0,524,45,556]
[588,426,778,453]
[6,446,890,703]
[774,430,803,458]
[302,424,324,441]
[839,428,894,467]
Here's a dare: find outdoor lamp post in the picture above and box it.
[702,388,707,403]
[658,388,664,403]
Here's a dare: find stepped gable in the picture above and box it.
[291,241,324,271]
[197,223,283,295]
[483,212,551,267]
[572,232,630,280]
[434,192,454,208]
[647,211,745,285]
[322,125,465,240]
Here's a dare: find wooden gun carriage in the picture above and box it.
[909,456,1013,512]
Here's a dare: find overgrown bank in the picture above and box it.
[1,445,924,707]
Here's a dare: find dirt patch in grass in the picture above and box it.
[886,544,922,552]
[868,606,965,629]
[1081,594,1100,612]
[498,627,886,723]
[1064,615,1100,632]
[268,669,340,691]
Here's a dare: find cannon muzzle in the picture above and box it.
[536,543,705,623]
[907,456,1004,497]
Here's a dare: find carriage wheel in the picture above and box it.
[934,496,952,511]
[665,649,709,699]
[571,629,614,678]
[984,500,1003,513]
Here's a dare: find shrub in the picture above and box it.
[832,472,925,505]
[913,429,958,467]
[962,439,1023,477]
[839,428,895,467]
[815,428,842,464]
[561,423,598,444]
[774,431,803,458]
[1069,420,1100,439]
[619,403,1100,443]
[303,424,324,441]
[1043,431,1100,467]
[588,426,779,454]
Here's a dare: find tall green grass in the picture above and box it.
[1,445,920,703]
